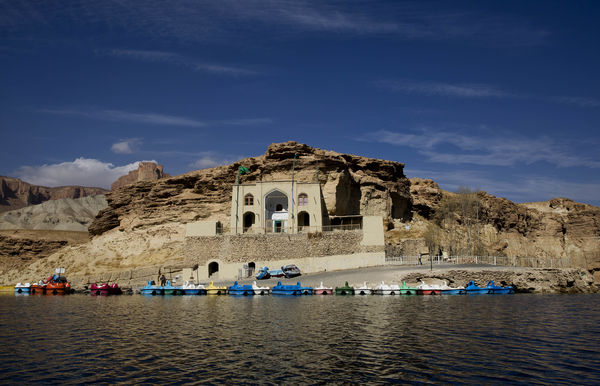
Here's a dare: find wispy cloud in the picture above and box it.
[375,79,600,109]
[373,80,511,98]
[15,158,154,189]
[365,128,600,169]
[37,107,272,127]
[111,138,142,154]
[406,167,600,206]
[99,49,258,76]
[0,1,548,46]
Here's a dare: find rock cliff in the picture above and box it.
[0,176,107,213]
[91,141,411,236]
[111,162,170,191]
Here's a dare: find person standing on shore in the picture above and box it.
[160,274,166,286]
[418,253,422,265]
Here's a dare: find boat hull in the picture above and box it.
[441,289,465,295]
[206,289,227,295]
[465,289,490,294]
[490,288,514,294]
[14,287,31,294]
[355,288,373,295]
[313,288,333,295]
[417,289,441,295]
[399,289,417,295]
[141,288,163,295]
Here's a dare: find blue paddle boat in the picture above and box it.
[162,281,182,295]
[271,281,312,296]
[465,281,491,294]
[140,280,163,295]
[228,281,255,296]
[256,267,271,280]
[487,280,514,294]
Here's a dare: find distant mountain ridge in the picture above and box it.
[0,195,108,232]
[0,176,107,213]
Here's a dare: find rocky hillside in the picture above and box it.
[0,230,89,275]
[0,195,107,232]
[0,176,107,213]
[111,162,170,191]
[408,177,600,281]
[90,141,411,236]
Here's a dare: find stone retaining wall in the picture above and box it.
[184,230,383,266]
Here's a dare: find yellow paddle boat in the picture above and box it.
[205,281,227,295]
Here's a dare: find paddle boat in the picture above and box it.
[45,275,72,294]
[374,281,401,295]
[282,264,301,278]
[90,283,122,295]
[313,282,333,295]
[206,281,227,295]
[14,282,31,294]
[271,281,312,296]
[416,281,442,295]
[256,267,271,280]
[252,281,270,295]
[163,281,182,295]
[141,280,163,295]
[439,280,465,295]
[30,280,47,294]
[465,281,491,294]
[399,281,418,295]
[335,281,355,295]
[487,280,514,294]
[182,281,205,295]
[228,281,255,296]
[355,281,373,295]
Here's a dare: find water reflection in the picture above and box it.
[0,295,599,383]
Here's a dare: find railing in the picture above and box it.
[240,223,362,234]
[385,255,573,269]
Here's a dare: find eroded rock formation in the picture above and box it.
[111,162,170,191]
[0,176,106,213]
[91,141,412,236]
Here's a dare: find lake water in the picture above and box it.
[1,294,599,384]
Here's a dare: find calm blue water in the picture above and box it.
[1,294,599,384]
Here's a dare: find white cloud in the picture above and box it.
[373,80,511,98]
[365,129,600,169]
[37,107,272,128]
[15,158,155,189]
[99,49,258,76]
[111,138,141,154]
[189,152,239,169]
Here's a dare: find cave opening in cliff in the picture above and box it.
[208,262,219,277]
[390,192,411,221]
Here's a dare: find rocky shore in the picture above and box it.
[63,264,599,294]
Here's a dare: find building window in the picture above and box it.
[244,194,254,205]
[298,193,308,206]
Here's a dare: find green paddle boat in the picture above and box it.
[399,281,417,295]
[335,281,354,295]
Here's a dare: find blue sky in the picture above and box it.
[1,1,599,206]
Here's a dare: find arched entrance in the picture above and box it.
[298,211,310,231]
[208,261,219,277]
[243,212,255,232]
[265,189,289,233]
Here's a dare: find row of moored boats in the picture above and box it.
[138,280,514,296]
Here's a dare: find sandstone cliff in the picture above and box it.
[0,195,107,232]
[111,162,170,191]
[0,176,107,213]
